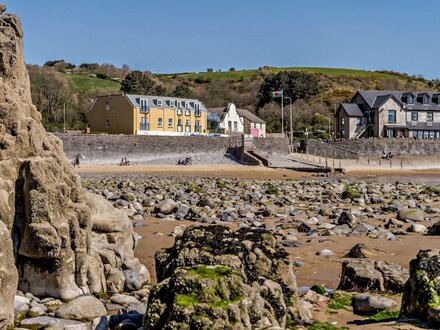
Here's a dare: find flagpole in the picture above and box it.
[281,89,284,138]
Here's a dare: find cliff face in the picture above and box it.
[0,7,148,327]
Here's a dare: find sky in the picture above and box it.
[4,0,440,79]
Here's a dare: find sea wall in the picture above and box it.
[305,139,440,159]
[54,133,289,165]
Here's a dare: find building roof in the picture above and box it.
[236,109,266,124]
[356,90,440,111]
[125,94,208,111]
[340,103,364,117]
[208,106,265,124]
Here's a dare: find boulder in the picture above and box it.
[20,316,89,329]
[345,243,376,259]
[146,225,298,329]
[55,295,107,322]
[397,209,424,222]
[401,249,440,328]
[427,221,440,235]
[338,259,409,293]
[352,293,397,316]
[334,211,356,228]
[154,198,178,215]
[406,224,427,234]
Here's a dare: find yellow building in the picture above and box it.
[87,94,208,135]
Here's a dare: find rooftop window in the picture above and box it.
[407,95,414,104]
[423,95,430,105]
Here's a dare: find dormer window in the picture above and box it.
[157,99,163,108]
[194,103,200,111]
[140,99,148,113]
[423,95,430,105]
[186,102,190,110]
[407,95,414,104]
[170,100,176,108]
[177,101,181,109]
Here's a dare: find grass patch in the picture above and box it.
[187,265,232,279]
[266,183,279,195]
[341,188,362,199]
[307,321,349,330]
[62,73,120,91]
[328,295,352,311]
[186,183,202,193]
[368,310,400,321]
[310,284,327,295]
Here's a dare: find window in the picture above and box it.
[407,95,414,104]
[177,101,181,109]
[140,99,148,113]
[185,119,190,126]
[168,118,173,128]
[158,118,163,128]
[356,117,362,125]
[195,103,200,110]
[170,100,176,108]
[186,102,190,110]
[105,120,110,129]
[388,110,396,123]
[140,117,148,130]
[157,99,163,108]
[228,121,232,131]
[105,102,110,111]
[178,119,182,126]
[195,109,201,116]
[411,112,418,122]
[195,120,201,132]
[427,112,434,122]
[423,95,430,105]
[341,118,345,125]
[234,121,238,131]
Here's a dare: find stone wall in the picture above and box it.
[305,139,440,159]
[54,133,289,165]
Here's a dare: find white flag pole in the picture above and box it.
[281,90,284,138]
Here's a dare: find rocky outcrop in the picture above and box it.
[337,259,409,294]
[145,225,297,329]
[0,221,18,328]
[0,3,147,320]
[401,249,440,328]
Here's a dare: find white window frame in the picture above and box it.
[157,99,163,108]
[186,102,190,110]
[158,117,163,128]
[140,99,148,113]
[168,118,173,128]
[170,100,176,108]
[423,95,429,105]
[427,112,434,122]
[195,103,200,110]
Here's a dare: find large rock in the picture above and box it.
[20,316,89,330]
[427,221,440,235]
[0,221,18,328]
[401,249,440,328]
[55,295,107,322]
[154,198,178,215]
[397,209,424,222]
[0,5,146,312]
[337,259,409,293]
[146,225,297,329]
[352,293,397,316]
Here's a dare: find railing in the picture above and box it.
[353,123,368,138]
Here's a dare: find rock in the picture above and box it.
[20,316,89,329]
[296,299,314,324]
[147,225,297,329]
[401,249,440,328]
[55,295,107,322]
[385,219,403,229]
[110,294,142,306]
[337,259,409,293]
[170,225,185,237]
[316,249,334,256]
[335,211,356,228]
[154,198,178,215]
[397,209,424,222]
[345,243,376,258]
[0,221,18,328]
[427,221,440,235]
[302,290,330,305]
[352,293,397,316]
[0,4,6,14]
[406,223,427,234]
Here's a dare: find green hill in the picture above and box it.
[176,67,405,81]
[62,73,120,91]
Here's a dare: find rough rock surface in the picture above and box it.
[0,221,18,328]
[337,259,409,294]
[352,293,397,316]
[145,225,297,329]
[0,3,146,319]
[55,295,107,322]
[401,249,440,328]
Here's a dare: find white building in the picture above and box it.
[209,103,266,137]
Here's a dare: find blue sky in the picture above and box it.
[4,0,440,78]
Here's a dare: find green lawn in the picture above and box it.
[62,73,121,91]
[178,67,405,81]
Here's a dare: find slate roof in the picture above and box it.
[357,91,440,111]
[340,103,364,117]
[123,94,208,111]
[208,107,266,124]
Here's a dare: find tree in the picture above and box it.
[173,84,193,98]
[120,71,166,95]
[229,67,236,72]
[257,71,321,108]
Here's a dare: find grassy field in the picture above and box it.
[178,67,404,81]
[62,73,120,91]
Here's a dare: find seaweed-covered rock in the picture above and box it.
[337,259,409,294]
[427,221,440,235]
[397,209,424,222]
[401,249,440,328]
[146,225,297,329]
